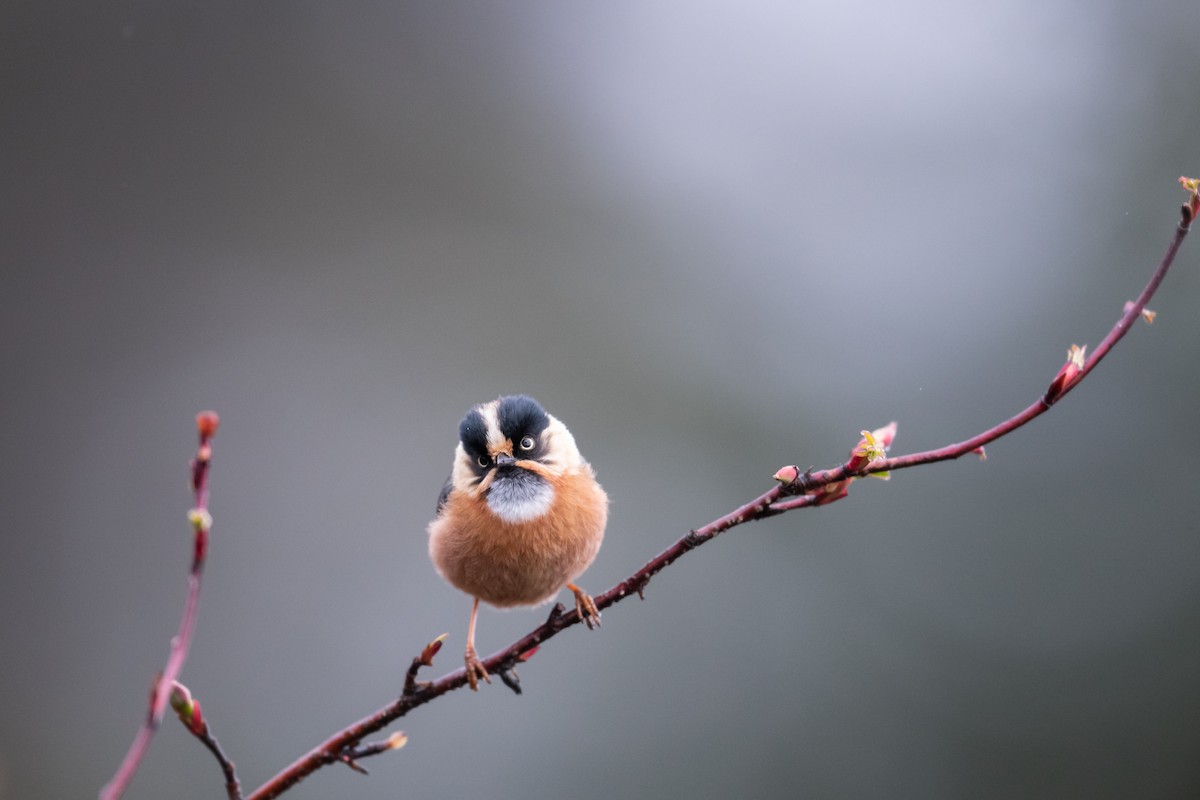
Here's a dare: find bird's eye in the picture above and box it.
[519,436,535,450]
[476,455,490,468]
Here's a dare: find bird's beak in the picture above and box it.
[494,453,516,467]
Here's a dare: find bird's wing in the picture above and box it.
[435,475,453,515]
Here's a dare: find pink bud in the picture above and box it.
[773,465,800,484]
[195,410,220,438]
[168,682,193,715]
[420,634,448,667]
[1045,344,1086,403]
[870,422,898,449]
[188,699,206,736]
[1180,176,1200,221]
[847,427,890,473]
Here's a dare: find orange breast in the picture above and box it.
[428,470,607,607]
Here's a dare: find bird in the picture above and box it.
[428,394,608,690]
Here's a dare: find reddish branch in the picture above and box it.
[99,411,220,800]
[100,183,1195,798]
[168,681,242,800]
[241,187,1197,799]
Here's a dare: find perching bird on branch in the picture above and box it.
[428,394,608,690]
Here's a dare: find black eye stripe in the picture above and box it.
[496,395,550,443]
[458,409,489,460]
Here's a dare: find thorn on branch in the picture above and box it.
[339,756,369,776]
[627,573,650,600]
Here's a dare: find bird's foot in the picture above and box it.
[465,644,491,691]
[568,583,601,630]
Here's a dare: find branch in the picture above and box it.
[244,182,1198,799]
[99,411,220,800]
[168,682,242,800]
[779,181,1197,488]
[336,732,410,775]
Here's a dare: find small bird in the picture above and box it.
[428,394,608,690]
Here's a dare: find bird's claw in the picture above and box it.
[464,644,491,691]
[570,585,601,630]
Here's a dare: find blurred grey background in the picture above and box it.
[3,2,1200,798]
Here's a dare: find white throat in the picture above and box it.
[487,474,555,523]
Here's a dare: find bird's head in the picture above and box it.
[450,394,584,523]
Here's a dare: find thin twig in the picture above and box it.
[402,633,447,697]
[99,412,220,800]
[167,681,243,800]
[338,732,410,775]
[199,731,242,800]
[246,195,1195,799]
[825,205,1191,481]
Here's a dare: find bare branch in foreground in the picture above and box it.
[242,183,1198,799]
[99,411,220,800]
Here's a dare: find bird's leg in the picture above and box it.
[464,597,491,691]
[567,582,601,630]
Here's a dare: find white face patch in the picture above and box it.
[480,401,506,455]
[486,470,555,523]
